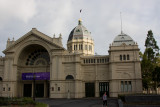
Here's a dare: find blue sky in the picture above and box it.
[0,0,160,56]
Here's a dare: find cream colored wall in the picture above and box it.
[109,44,142,97]
[67,38,94,55]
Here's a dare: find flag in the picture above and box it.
[80,9,82,13]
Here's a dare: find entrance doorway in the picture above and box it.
[23,84,32,97]
[99,82,109,97]
[85,83,95,97]
[36,84,44,97]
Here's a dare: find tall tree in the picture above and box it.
[141,30,159,93]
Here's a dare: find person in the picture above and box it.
[103,92,107,107]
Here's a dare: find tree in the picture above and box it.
[141,30,159,93]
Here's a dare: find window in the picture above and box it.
[121,81,124,92]
[121,81,132,92]
[79,44,81,50]
[66,75,74,80]
[0,77,2,81]
[102,59,104,63]
[123,55,126,60]
[127,55,130,60]
[97,59,99,63]
[128,81,132,91]
[74,45,77,50]
[91,59,93,63]
[3,87,5,91]
[74,45,76,50]
[52,87,54,91]
[120,55,122,61]
[58,87,60,91]
[79,44,83,50]
[8,87,10,91]
[86,59,88,63]
[84,60,86,63]
[100,59,102,63]
[89,45,92,51]
[124,81,128,92]
[85,45,87,50]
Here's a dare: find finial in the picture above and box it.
[78,19,82,25]
[8,38,10,41]
[12,37,14,41]
[59,33,62,38]
[53,34,55,38]
[120,12,123,34]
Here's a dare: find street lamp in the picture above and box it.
[33,73,36,101]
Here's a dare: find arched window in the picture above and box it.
[0,77,2,81]
[127,55,130,60]
[123,55,126,60]
[66,75,74,80]
[120,55,122,61]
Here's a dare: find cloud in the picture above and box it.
[0,0,36,26]
[0,0,160,56]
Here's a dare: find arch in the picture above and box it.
[0,77,2,81]
[14,40,52,65]
[66,75,74,80]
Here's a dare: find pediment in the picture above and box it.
[3,28,65,54]
[120,43,127,46]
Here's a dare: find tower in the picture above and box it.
[67,19,94,55]
[108,32,142,97]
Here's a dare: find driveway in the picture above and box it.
[36,98,118,107]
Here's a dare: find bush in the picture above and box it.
[0,97,36,106]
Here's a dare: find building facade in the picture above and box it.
[0,19,142,98]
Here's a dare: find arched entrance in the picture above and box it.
[17,44,50,98]
[65,75,75,98]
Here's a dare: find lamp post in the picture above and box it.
[33,73,36,101]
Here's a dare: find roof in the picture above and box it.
[3,28,65,53]
[68,19,92,41]
[112,32,135,46]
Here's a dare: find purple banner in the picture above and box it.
[22,72,50,80]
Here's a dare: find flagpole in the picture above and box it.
[120,12,123,34]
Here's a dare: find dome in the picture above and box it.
[68,19,92,41]
[112,32,135,46]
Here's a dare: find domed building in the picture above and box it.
[0,19,142,98]
[67,19,94,55]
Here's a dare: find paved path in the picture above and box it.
[36,98,118,107]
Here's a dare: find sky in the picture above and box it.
[0,0,160,56]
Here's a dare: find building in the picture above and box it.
[0,19,142,98]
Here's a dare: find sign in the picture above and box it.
[22,72,50,80]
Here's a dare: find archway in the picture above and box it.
[17,44,50,98]
[65,75,75,98]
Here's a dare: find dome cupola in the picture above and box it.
[67,19,94,55]
[68,19,92,41]
[112,32,135,46]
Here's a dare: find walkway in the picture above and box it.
[36,98,118,107]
